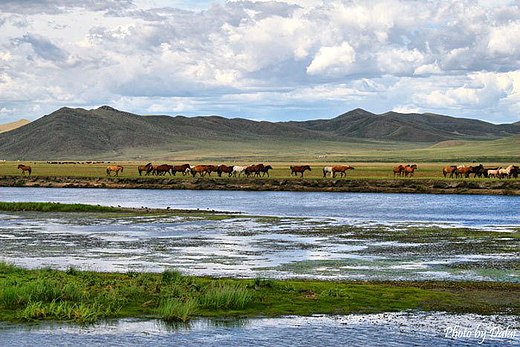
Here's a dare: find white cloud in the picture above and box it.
[306,42,356,76]
[1,0,520,124]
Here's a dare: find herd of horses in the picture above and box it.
[442,164,519,179]
[14,162,520,179]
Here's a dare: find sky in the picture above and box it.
[1,0,520,124]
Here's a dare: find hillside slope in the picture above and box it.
[0,106,518,160]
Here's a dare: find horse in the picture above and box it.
[259,165,273,177]
[106,165,124,176]
[472,164,485,178]
[402,164,417,177]
[498,165,519,179]
[393,165,404,177]
[138,162,153,176]
[204,165,218,176]
[323,166,333,178]
[232,166,247,177]
[332,165,354,178]
[456,165,473,178]
[153,164,173,176]
[190,165,212,177]
[487,167,501,178]
[442,165,458,178]
[290,165,311,177]
[217,164,234,177]
[245,164,264,177]
[172,164,191,176]
[17,164,31,175]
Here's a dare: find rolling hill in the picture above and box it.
[0,106,518,160]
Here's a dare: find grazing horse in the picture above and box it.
[332,165,355,178]
[204,165,218,176]
[153,164,173,176]
[17,164,31,175]
[402,164,417,177]
[442,165,458,178]
[217,164,234,177]
[232,166,247,177]
[393,165,404,177]
[138,162,153,176]
[323,166,333,178]
[106,165,124,176]
[259,165,273,177]
[172,164,191,176]
[290,165,311,177]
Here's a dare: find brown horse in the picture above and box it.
[106,165,124,176]
[172,164,191,176]
[17,164,32,175]
[402,164,417,177]
[217,164,234,177]
[190,165,211,177]
[290,165,311,177]
[456,165,473,178]
[153,164,173,176]
[245,164,264,177]
[442,165,458,178]
[138,162,153,176]
[332,165,354,178]
[205,165,218,176]
[393,165,404,177]
[259,165,273,177]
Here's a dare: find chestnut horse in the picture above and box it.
[172,164,191,176]
[442,165,458,178]
[332,165,354,178]
[138,162,153,176]
[393,165,404,177]
[217,164,234,177]
[290,165,311,177]
[245,164,264,177]
[17,164,31,175]
[106,165,124,176]
[402,164,417,177]
[153,164,173,176]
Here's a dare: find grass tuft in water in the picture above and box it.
[157,298,198,322]
[199,281,253,310]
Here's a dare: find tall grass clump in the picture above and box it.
[18,301,105,323]
[0,262,23,274]
[199,282,252,310]
[157,298,198,322]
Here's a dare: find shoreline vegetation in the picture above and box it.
[0,263,518,324]
[1,175,520,195]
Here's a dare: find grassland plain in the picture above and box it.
[0,263,518,324]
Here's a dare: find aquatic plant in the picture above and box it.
[157,298,198,322]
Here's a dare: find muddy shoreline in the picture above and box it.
[1,175,520,195]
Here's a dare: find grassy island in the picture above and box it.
[0,263,518,324]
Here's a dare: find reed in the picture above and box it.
[157,298,198,322]
[199,282,253,310]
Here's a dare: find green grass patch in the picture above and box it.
[0,263,518,324]
[0,202,124,213]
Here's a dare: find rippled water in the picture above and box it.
[0,312,517,347]
[0,187,518,281]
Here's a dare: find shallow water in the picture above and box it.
[0,188,518,281]
[0,312,517,346]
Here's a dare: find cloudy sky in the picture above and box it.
[1,0,520,123]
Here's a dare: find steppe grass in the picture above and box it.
[0,263,518,324]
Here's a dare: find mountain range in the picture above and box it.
[0,106,519,160]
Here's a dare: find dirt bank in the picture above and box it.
[1,175,520,195]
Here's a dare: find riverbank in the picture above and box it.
[0,263,518,324]
[1,175,520,195]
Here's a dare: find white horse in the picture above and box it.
[323,166,333,178]
[232,166,247,177]
[487,167,501,178]
[498,165,516,179]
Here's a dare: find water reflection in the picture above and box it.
[0,313,517,346]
